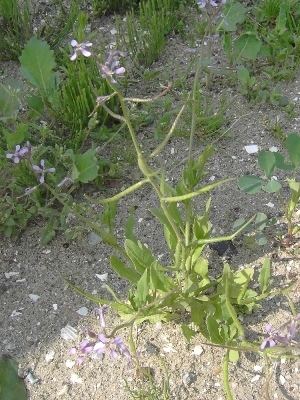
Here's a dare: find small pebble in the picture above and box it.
[182,372,197,386]
[279,375,286,385]
[244,144,258,154]
[45,350,55,363]
[76,307,89,316]
[61,325,78,341]
[251,375,261,383]
[29,294,40,303]
[192,345,204,356]
[70,373,83,385]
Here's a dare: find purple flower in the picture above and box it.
[70,39,93,61]
[260,315,300,350]
[99,51,126,83]
[6,144,30,164]
[69,306,131,365]
[32,159,55,184]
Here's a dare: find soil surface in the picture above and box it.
[1,4,300,400]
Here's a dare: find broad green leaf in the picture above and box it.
[286,134,300,168]
[262,179,282,193]
[5,123,28,149]
[110,255,140,283]
[255,233,268,246]
[72,149,99,183]
[181,324,197,342]
[0,356,27,400]
[218,2,247,32]
[238,176,263,193]
[27,94,44,117]
[125,239,155,274]
[259,258,271,294]
[0,83,20,121]
[206,314,224,344]
[136,268,150,303]
[194,257,208,277]
[237,65,250,85]
[149,262,170,292]
[255,212,268,231]
[258,151,276,178]
[274,153,293,171]
[234,34,262,61]
[228,349,239,363]
[125,212,136,241]
[20,37,56,94]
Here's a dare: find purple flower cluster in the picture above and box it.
[197,0,226,8]
[6,144,30,163]
[6,143,56,189]
[99,51,126,83]
[70,307,131,365]
[261,314,300,350]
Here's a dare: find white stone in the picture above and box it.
[269,146,279,152]
[279,375,286,385]
[66,359,75,369]
[251,375,261,383]
[45,350,55,363]
[95,273,108,282]
[192,345,204,356]
[53,304,58,311]
[266,202,275,208]
[29,294,40,303]
[209,176,216,182]
[4,272,19,279]
[70,373,83,384]
[244,144,259,154]
[110,28,117,35]
[162,343,177,353]
[76,307,89,316]
[61,325,78,341]
[253,365,262,372]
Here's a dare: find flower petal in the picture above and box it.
[71,39,78,47]
[81,49,92,57]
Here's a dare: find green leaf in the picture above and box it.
[27,94,44,117]
[206,314,224,344]
[258,151,276,178]
[218,2,247,32]
[0,356,27,400]
[262,179,282,193]
[259,258,271,294]
[233,33,262,60]
[72,149,99,183]
[0,82,21,121]
[286,134,300,168]
[237,65,250,85]
[255,212,268,231]
[136,268,150,303]
[181,325,197,342]
[228,349,239,363]
[149,262,170,292]
[238,176,263,193]
[194,257,208,277]
[287,179,300,219]
[125,239,155,274]
[5,123,28,149]
[110,255,140,283]
[274,153,293,171]
[20,37,56,94]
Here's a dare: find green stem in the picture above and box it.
[223,351,234,400]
